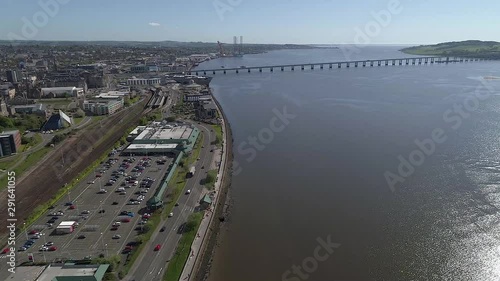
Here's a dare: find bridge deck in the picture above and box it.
[189,56,483,74]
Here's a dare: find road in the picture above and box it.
[128,123,215,281]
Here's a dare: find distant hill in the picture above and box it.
[401,40,500,59]
[0,40,316,53]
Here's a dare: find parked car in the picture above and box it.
[160,226,166,232]
[1,248,10,254]
[48,246,57,251]
[77,235,86,239]
[112,234,121,239]
[154,244,161,251]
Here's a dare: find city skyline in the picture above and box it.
[1,0,499,44]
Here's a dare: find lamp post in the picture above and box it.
[23,222,28,240]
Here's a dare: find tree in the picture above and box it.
[166,116,176,122]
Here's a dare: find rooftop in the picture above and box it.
[136,125,193,141]
[37,264,109,281]
[125,143,178,150]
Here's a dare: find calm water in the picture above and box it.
[196,46,500,281]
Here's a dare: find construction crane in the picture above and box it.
[217,41,226,57]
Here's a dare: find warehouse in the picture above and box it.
[124,122,199,155]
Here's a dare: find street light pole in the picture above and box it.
[23,222,28,241]
[100,233,105,256]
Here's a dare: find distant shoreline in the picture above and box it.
[401,40,500,60]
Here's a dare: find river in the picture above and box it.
[196,46,500,281]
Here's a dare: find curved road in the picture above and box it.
[128,123,215,281]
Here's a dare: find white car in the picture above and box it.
[185,190,191,194]
[168,212,174,217]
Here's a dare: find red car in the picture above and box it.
[96,174,102,177]
[1,248,10,254]
[69,205,76,210]
[154,244,161,251]
[48,246,57,251]
[29,230,38,235]
[121,218,131,223]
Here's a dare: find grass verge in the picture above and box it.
[118,212,161,278]
[0,147,52,191]
[204,169,217,190]
[163,212,204,281]
[211,124,223,148]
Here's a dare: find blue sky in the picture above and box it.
[1,0,499,44]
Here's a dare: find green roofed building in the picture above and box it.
[7,263,109,281]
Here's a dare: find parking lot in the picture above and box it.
[14,152,174,263]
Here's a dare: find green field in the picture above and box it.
[0,147,52,191]
[211,124,223,148]
[402,40,500,59]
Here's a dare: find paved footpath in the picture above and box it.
[178,117,228,281]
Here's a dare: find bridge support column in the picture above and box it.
[412,59,416,65]
[431,58,434,64]
[203,71,207,75]
[292,66,295,71]
[355,62,358,67]
[362,62,366,67]
[378,61,381,66]
[418,59,422,65]
[301,66,304,70]
[385,60,388,66]
[248,68,251,73]
[270,68,273,72]
[346,63,350,68]
[213,71,216,75]
[195,72,198,75]
[259,68,262,72]
[281,67,284,71]
[236,69,239,74]
[329,64,332,69]
[338,63,341,68]
[223,70,226,74]
[320,64,324,69]
[311,65,314,70]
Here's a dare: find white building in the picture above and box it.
[127,77,161,86]
[83,99,123,115]
[41,87,84,98]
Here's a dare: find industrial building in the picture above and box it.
[41,87,84,98]
[82,99,123,115]
[6,263,109,281]
[126,77,161,86]
[0,130,21,157]
[124,122,200,155]
[10,104,48,117]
